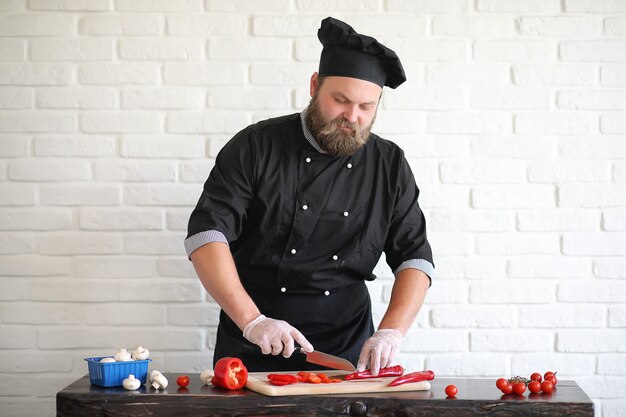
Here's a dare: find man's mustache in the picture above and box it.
[320,117,360,135]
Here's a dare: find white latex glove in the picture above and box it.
[242,314,314,358]
[356,329,403,376]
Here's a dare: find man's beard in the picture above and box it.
[305,95,376,156]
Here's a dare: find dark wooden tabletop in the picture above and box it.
[57,373,595,417]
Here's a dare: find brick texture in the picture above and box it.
[0,4,624,417]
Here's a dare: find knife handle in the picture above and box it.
[294,344,314,354]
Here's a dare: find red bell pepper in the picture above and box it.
[267,374,299,386]
[211,357,248,390]
[266,372,342,386]
[344,365,405,380]
[387,370,435,387]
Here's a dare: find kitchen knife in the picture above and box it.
[296,347,356,372]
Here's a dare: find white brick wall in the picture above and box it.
[0,2,624,416]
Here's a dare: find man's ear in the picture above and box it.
[310,72,319,97]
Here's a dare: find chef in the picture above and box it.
[186,17,434,375]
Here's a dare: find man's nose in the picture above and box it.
[343,106,359,123]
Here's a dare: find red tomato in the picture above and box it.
[541,380,554,394]
[445,384,458,397]
[176,375,190,387]
[496,378,508,390]
[512,382,526,395]
[530,372,542,382]
[528,380,542,394]
[501,382,513,395]
[544,371,555,379]
[545,374,557,386]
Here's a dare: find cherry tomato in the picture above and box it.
[528,380,542,394]
[501,382,513,395]
[176,375,190,387]
[512,382,526,395]
[496,378,508,390]
[545,374,557,386]
[544,371,555,379]
[445,384,458,397]
[530,372,542,382]
[540,380,554,394]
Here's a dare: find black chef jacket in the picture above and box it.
[186,113,433,371]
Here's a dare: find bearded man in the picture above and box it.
[185,17,434,375]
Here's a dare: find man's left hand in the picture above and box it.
[356,329,403,376]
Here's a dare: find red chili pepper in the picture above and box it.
[211,357,248,390]
[388,370,435,387]
[344,365,405,380]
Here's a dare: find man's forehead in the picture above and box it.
[321,76,382,102]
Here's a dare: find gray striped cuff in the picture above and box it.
[184,230,229,258]
[394,259,435,281]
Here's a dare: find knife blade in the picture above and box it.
[296,347,356,372]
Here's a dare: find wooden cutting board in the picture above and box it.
[245,370,431,396]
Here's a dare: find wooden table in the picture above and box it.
[57,373,594,417]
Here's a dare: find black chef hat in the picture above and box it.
[317,17,406,89]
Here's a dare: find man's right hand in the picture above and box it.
[242,314,314,358]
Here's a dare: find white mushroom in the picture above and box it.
[114,348,132,362]
[131,345,150,360]
[148,370,168,390]
[99,357,116,363]
[123,374,141,391]
[200,369,214,385]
